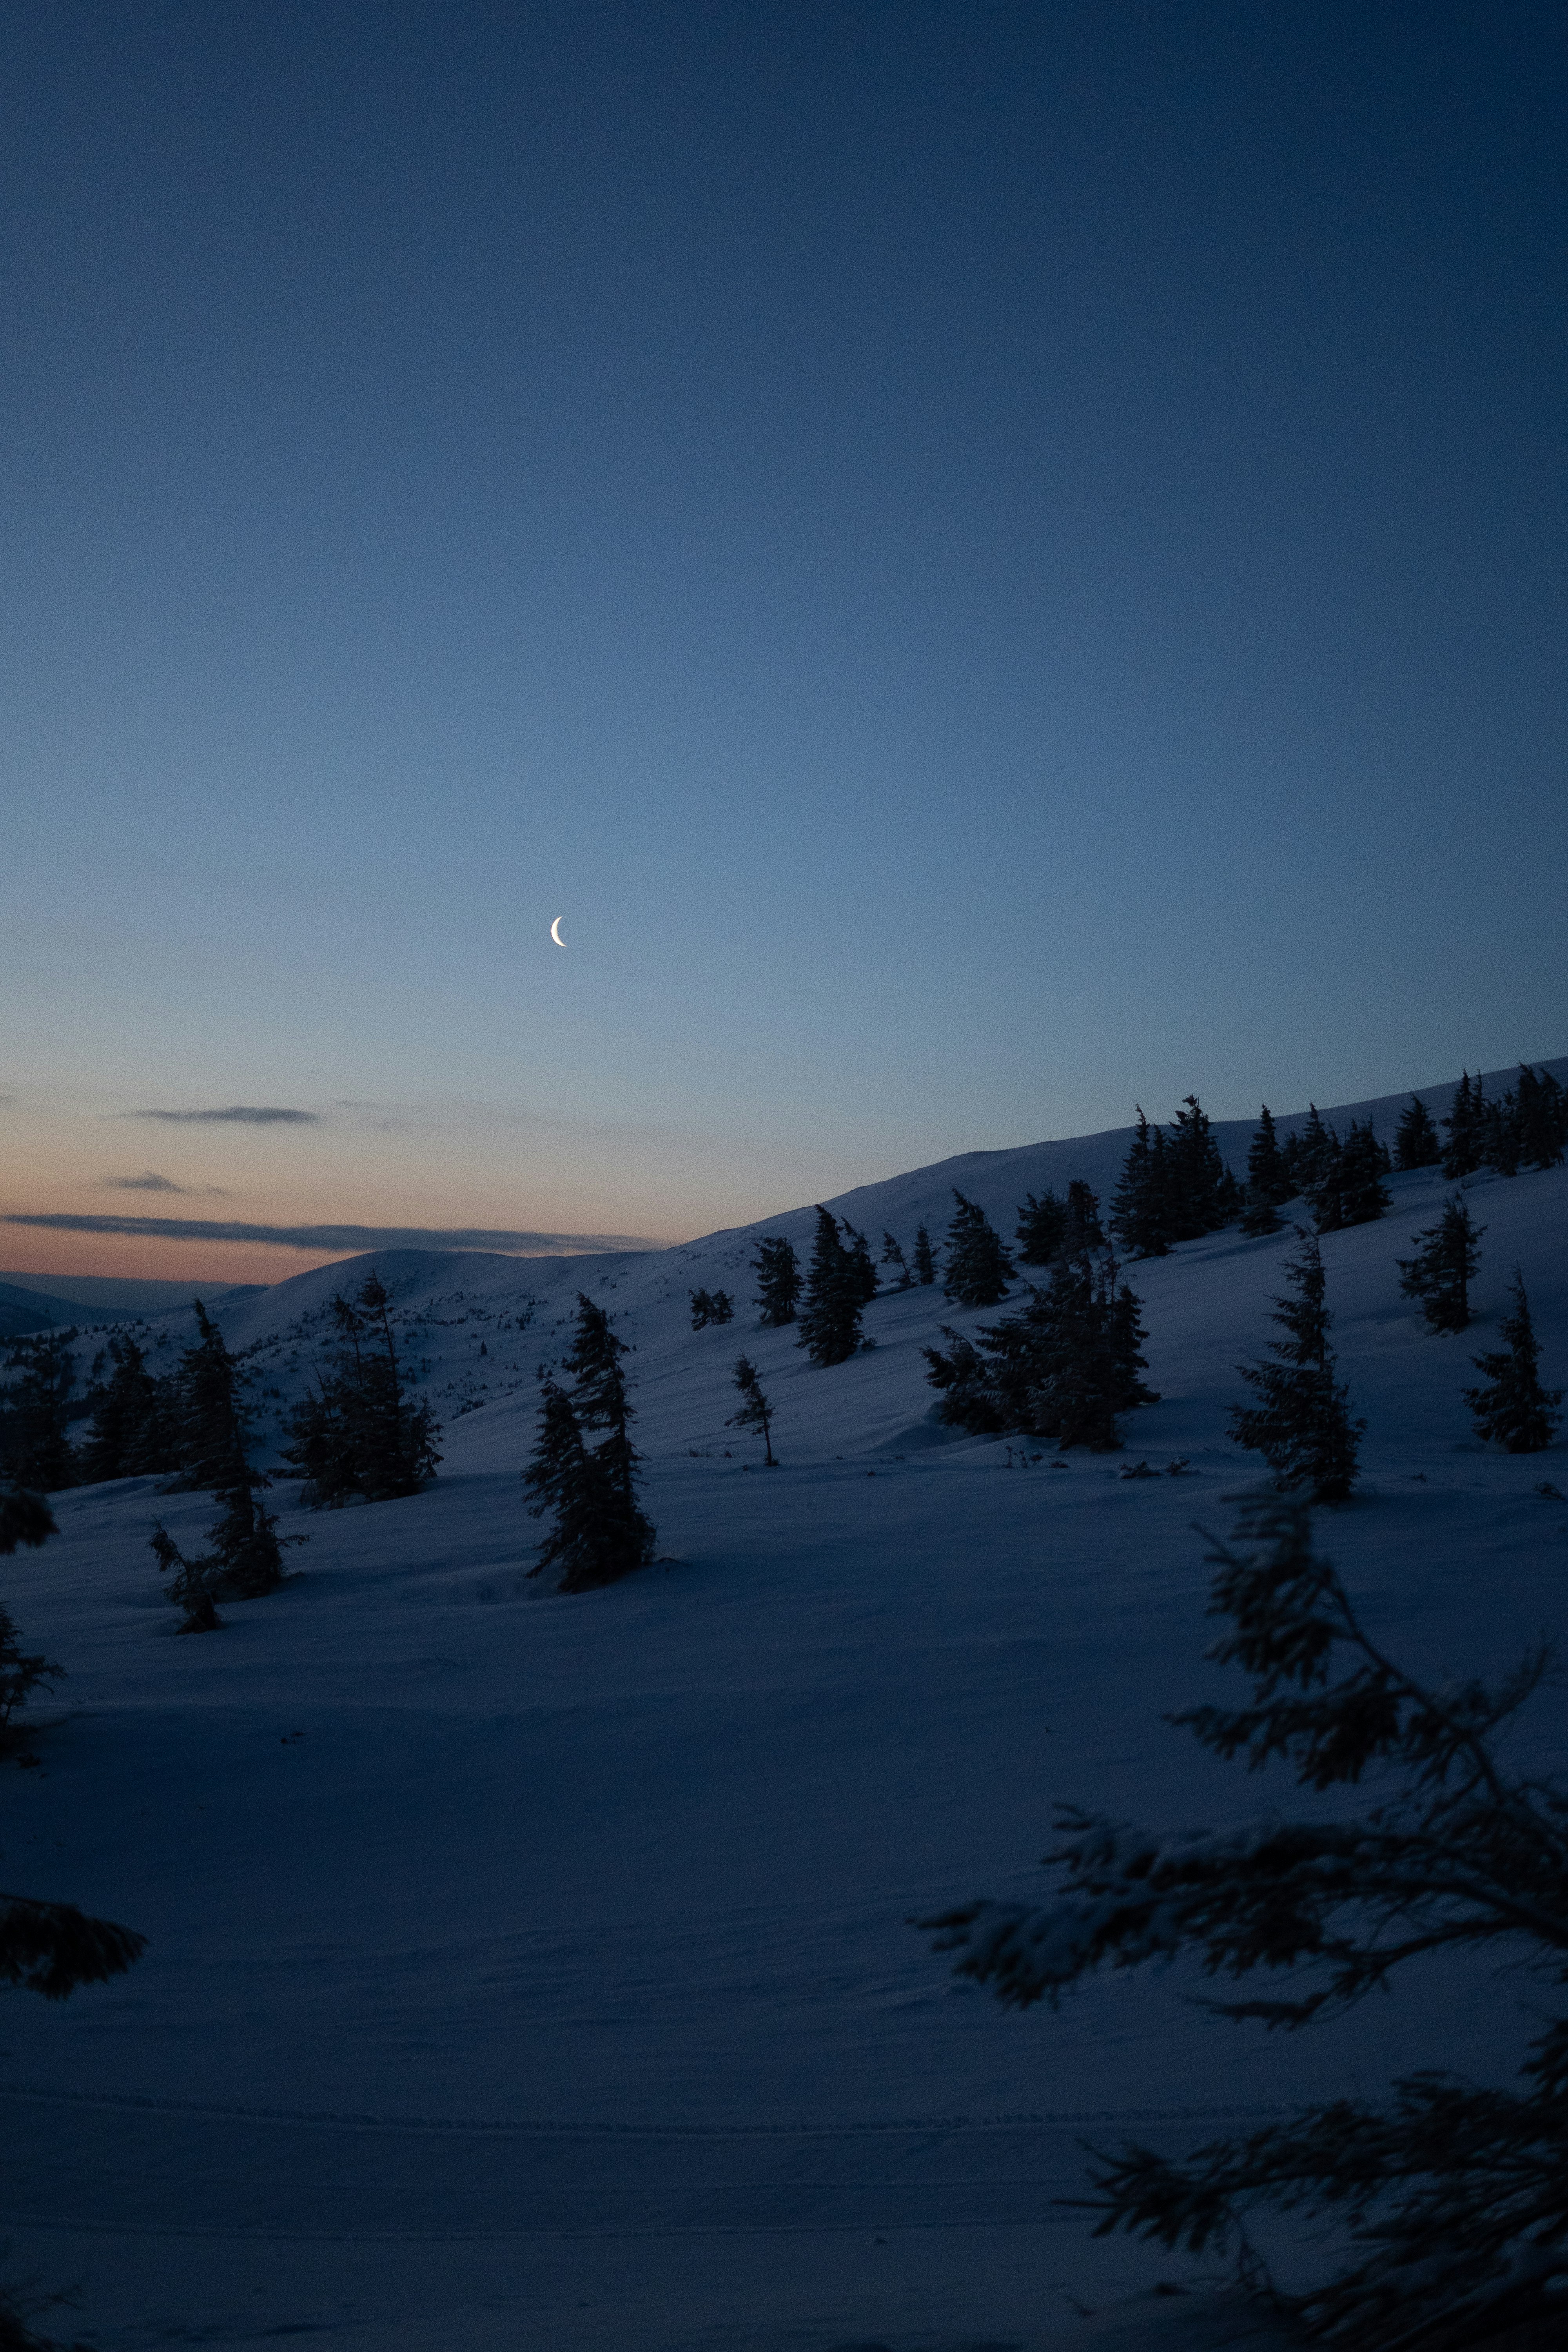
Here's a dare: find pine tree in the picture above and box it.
[1228,1227,1365,1500]
[1465,1270,1563,1454]
[1109,1110,1168,1257]
[796,1208,863,1366]
[0,1331,80,1492]
[727,1354,777,1465]
[284,1275,439,1505]
[172,1303,297,1596]
[688,1288,717,1330]
[1294,1104,1336,1207]
[1512,1063,1568,1172]
[1014,1189,1068,1267]
[77,1334,175,1482]
[750,1236,802,1327]
[919,1500,1568,2350]
[708,1289,735,1325]
[838,1223,880,1308]
[521,1377,628,1592]
[923,1249,1155,1450]
[524,1295,656,1589]
[1333,1118,1392,1228]
[1167,1095,1239,1237]
[1393,1093,1441,1171]
[1397,1195,1483,1334]
[942,1191,1014,1307]
[1442,1069,1488,1180]
[911,1224,938,1285]
[880,1232,913,1289]
[1241,1105,1290,1235]
[1063,1180,1105,1252]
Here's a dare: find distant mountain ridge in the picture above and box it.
[0,1274,269,1335]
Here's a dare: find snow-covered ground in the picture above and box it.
[4,1068,1566,2349]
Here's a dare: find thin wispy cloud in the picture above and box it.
[122,1106,323,1125]
[5,1213,660,1256]
[102,1172,234,1196]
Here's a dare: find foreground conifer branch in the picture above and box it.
[920,1499,1568,2348]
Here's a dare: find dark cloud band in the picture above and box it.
[4,1213,657,1256]
[122,1106,322,1125]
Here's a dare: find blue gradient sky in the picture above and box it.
[3,2,1565,1282]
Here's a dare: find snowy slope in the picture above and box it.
[2,1075,1566,2350]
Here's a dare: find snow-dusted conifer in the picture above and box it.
[1397,1195,1483,1333]
[750,1236,802,1327]
[524,1294,655,1590]
[880,1232,912,1289]
[1228,1227,1364,1500]
[170,1304,298,1597]
[78,1334,175,1482]
[911,1224,938,1285]
[796,1208,862,1366]
[285,1274,439,1506]
[942,1191,1013,1307]
[1332,1118,1391,1228]
[726,1354,777,1465]
[1063,1179,1105,1252]
[920,1498,1568,2349]
[1442,1069,1488,1179]
[1465,1271,1563,1454]
[1014,1188,1067,1267]
[924,1247,1154,1450]
[839,1223,880,1308]
[688,1288,716,1330]
[1393,1093,1441,1170]
[1241,1105,1290,1234]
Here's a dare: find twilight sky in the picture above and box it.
[3,2,1565,1285]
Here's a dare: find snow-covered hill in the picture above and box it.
[4,1071,1566,2350]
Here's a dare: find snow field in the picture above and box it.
[1,1080,1565,2348]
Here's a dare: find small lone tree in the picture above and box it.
[920,1499,1568,2350]
[148,1520,224,1633]
[751,1236,802,1327]
[911,1224,938,1286]
[1397,1195,1484,1334]
[524,1295,656,1590]
[1394,1093,1442,1171]
[880,1232,912,1289]
[1465,1270,1563,1454]
[727,1354,777,1465]
[796,1209,863,1367]
[942,1191,1014,1307]
[1228,1227,1364,1501]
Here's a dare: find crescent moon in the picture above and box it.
[550,916,565,946]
